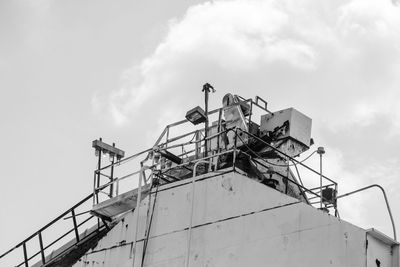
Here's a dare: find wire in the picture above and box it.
[297,150,317,164]
[267,150,317,167]
[291,159,304,187]
[237,134,316,168]
[141,179,160,266]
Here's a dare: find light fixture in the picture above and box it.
[185,106,207,125]
[109,153,115,162]
[92,139,125,160]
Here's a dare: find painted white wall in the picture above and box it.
[73,171,398,267]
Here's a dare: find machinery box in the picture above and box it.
[260,108,312,147]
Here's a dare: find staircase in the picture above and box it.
[0,193,111,267]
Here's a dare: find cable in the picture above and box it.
[291,159,304,187]
[267,150,317,167]
[237,134,316,168]
[238,134,315,203]
[141,179,160,266]
[236,132,317,168]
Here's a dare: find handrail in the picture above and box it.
[93,125,397,246]
[95,125,336,207]
[186,160,211,267]
[337,184,396,241]
[8,94,397,266]
[93,122,341,216]
[0,192,104,267]
[97,97,268,174]
[0,193,93,257]
[93,129,234,198]
[235,130,337,212]
[153,107,223,148]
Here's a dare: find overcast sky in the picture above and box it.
[1,0,400,260]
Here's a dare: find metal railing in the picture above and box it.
[336,184,396,240]
[73,94,396,241]
[2,94,396,267]
[0,193,108,267]
[92,122,339,214]
[91,95,340,213]
[91,95,271,201]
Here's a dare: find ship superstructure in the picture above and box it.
[1,88,398,267]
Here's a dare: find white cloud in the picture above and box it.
[99,0,400,235]
[105,0,400,127]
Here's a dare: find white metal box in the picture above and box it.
[260,108,312,147]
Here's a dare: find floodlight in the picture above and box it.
[185,106,207,125]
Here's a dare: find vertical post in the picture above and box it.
[195,131,201,159]
[38,232,45,265]
[96,145,102,204]
[317,147,325,209]
[71,209,80,243]
[93,171,97,205]
[116,179,119,196]
[110,159,115,198]
[285,159,289,194]
[22,242,28,267]
[248,100,253,127]
[216,108,222,153]
[202,83,215,159]
[166,126,170,148]
[232,128,238,170]
[110,143,115,198]
[140,161,148,185]
[204,87,209,158]
[334,183,338,217]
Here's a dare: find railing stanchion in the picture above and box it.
[233,128,238,170]
[22,242,28,267]
[317,147,325,209]
[71,209,80,242]
[217,108,222,153]
[38,232,45,265]
[93,171,97,205]
[116,179,119,196]
[166,126,170,148]
[110,157,115,198]
[248,100,253,126]
[96,144,102,204]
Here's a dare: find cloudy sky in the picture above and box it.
[1,0,400,261]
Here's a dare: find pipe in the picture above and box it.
[132,166,151,266]
[186,160,210,267]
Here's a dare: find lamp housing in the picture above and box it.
[185,106,207,125]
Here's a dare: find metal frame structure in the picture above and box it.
[91,94,340,216]
[89,96,396,243]
[1,95,396,267]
